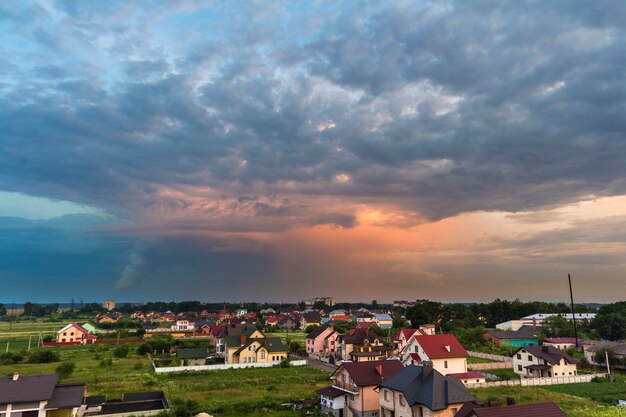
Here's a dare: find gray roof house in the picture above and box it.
[0,373,85,417]
[379,363,477,417]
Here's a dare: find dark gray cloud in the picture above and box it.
[2,1,626,301]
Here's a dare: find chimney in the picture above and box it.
[375,364,383,376]
[506,397,515,406]
[12,373,19,381]
[444,345,451,352]
[489,400,499,407]
[241,334,246,345]
[422,362,433,380]
[532,317,536,333]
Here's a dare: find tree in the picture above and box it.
[406,301,443,327]
[541,316,575,338]
[56,361,75,379]
[371,300,378,308]
[594,302,626,341]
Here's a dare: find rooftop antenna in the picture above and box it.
[568,273,579,348]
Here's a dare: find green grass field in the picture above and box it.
[470,381,626,417]
[467,356,497,364]
[0,343,330,416]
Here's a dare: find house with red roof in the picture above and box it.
[401,334,469,375]
[317,359,404,417]
[56,323,97,344]
[447,371,487,385]
[393,328,424,352]
[306,325,340,359]
[265,315,280,326]
[542,337,581,351]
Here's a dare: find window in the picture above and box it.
[518,365,522,371]
[517,354,521,359]
[384,390,389,401]
[399,394,405,406]
[444,360,448,368]
[528,355,533,361]
[418,406,424,417]
[259,350,265,359]
[451,407,458,414]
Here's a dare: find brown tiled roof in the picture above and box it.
[455,401,566,417]
[339,359,404,386]
[307,325,330,340]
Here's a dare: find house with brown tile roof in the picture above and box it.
[317,359,404,417]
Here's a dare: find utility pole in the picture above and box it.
[568,274,579,348]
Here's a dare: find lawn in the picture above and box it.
[268,330,307,346]
[0,343,332,416]
[468,357,497,364]
[470,380,626,417]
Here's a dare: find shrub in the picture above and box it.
[279,357,291,368]
[113,344,130,358]
[0,352,24,365]
[28,350,60,363]
[99,357,113,369]
[137,343,153,356]
[56,361,76,379]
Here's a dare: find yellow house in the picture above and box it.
[225,328,288,364]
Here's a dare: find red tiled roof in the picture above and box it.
[448,371,485,380]
[409,352,424,361]
[331,314,350,321]
[414,334,468,359]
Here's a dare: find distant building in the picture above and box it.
[303,297,336,307]
[496,313,595,331]
[484,328,539,348]
[103,299,116,311]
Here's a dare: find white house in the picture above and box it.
[512,345,579,378]
[401,334,468,375]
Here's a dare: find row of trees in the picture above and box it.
[405,300,625,341]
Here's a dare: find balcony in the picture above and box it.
[332,379,359,394]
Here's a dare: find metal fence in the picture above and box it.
[152,359,307,373]
[466,373,605,388]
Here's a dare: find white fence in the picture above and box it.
[153,359,307,373]
[467,373,604,388]
[468,351,512,362]
[468,362,513,371]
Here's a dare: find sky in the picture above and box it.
[1,1,626,304]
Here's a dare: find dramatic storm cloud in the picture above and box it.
[1,1,626,302]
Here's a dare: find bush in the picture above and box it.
[113,344,130,358]
[56,361,76,379]
[0,352,24,365]
[28,350,60,363]
[99,357,113,369]
[137,343,153,355]
[279,357,291,368]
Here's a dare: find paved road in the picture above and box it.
[307,357,338,373]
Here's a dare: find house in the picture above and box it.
[374,314,393,329]
[277,316,299,330]
[542,338,581,351]
[171,318,195,331]
[349,338,394,362]
[0,373,85,417]
[300,312,322,330]
[583,340,626,366]
[455,401,567,417]
[393,328,423,352]
[176,348,209,366]
[318,359,404,417]
[306,325,340,357]
[512,345,579,378]
[56,323,97,344]
[84,391,169,417]
[81,323,103,334]
[484,328,538,348]
[401,334,468,375]
[379,363,477,417]
[265,316,280,326]
[339,328,385,360]
[448,371,487,385]
[224,328,288,364]
[329,310,346,319]
[96,312,122,324]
